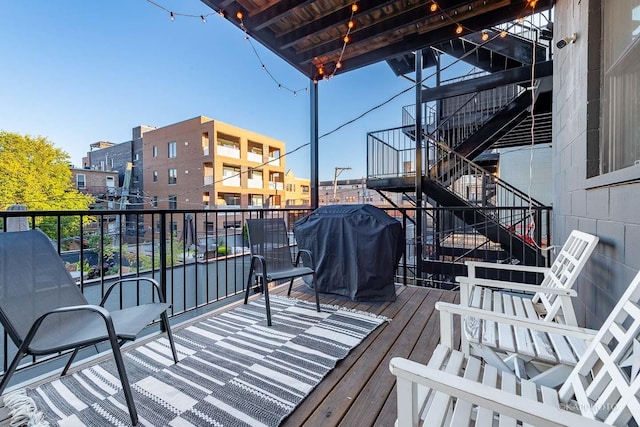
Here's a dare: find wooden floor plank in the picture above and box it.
[281,285,420,427]
[291,287,435,426]
[374,290,460,426]
[340,289,457,427]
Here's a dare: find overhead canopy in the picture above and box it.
[200,0,553,79]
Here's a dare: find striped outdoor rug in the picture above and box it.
[6,296,388,426]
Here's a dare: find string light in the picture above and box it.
[144,0,306,96]
[315,3,359,81]
[235,11,308,95]
[146,0,538,88]
[145,0,217,21]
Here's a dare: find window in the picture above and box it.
[222,164,241,186]
[153,170,158,183]
[600,0,640,174]
[133,153,139,161]
[168,168,177,184]
[168,195,177,210]
[152,196,158,208]
[152,146,158,158]
[76,174,86,189]
[168,141,177,158]
[202,132,209,156]
[106,176,115,189]
[250,194,263,206]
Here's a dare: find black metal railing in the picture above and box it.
[0,204,550,386]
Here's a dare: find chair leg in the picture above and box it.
[287,278,294,296]
[245,264,255,305]
[108,332,138,426]
[0,349,27,395]
[263,277,272,326]
[161,311,179,364]
[62,347,81,376]
[312,274,320,312]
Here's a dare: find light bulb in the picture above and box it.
[343,35,350,43]
[500,30,507,38]
[455,24,463,35]
[336,61,342,69]
[236,11,243,20]
[201,15,206,23]
[481,31,489,41]
[430,3,438,12]
[351,4,358,12]
[170,11,175,21]
[348,20,354,29]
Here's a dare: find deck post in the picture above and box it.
[310,79,319,209]
[415,50,423,282]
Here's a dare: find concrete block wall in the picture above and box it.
[553,0,640,329]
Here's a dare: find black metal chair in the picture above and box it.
[0,229,179,426]
[244,218,319,325]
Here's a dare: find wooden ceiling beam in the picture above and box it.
[276,0,398,50]
[251,0,317,31]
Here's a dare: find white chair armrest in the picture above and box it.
[456,276,578,297]
[436,302,596,340]
[389,356,608,427]
[466,260,550,274]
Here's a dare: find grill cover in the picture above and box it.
[294,204,404,302]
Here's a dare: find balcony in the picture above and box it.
[217,145,240,159]
[247,178,263,189]
[221,175,241,187]
[0,206,464,425]
[247,151,263,163]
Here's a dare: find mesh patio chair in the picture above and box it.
[244,218,319,326]
[0,229,179,426]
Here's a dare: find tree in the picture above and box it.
[0,131,93,237]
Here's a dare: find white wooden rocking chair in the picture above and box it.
[453,230,599,386]
[390,268,640,426]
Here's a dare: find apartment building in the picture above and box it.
[82,125,155,209]
[70,168,120,210]
[318,178,410,207]
[284,170,310,208]
[143,116,287,212]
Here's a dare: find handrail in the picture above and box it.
[428,140,545,208]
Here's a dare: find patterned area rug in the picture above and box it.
[6,296,388,426]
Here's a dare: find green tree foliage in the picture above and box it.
[0,131,93,237]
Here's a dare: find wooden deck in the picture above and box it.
[278,283,459,427]
[0,283,459,426]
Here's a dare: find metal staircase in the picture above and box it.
[369,15,554,284]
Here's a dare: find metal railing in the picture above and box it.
[0,204,550,386]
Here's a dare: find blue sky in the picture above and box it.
[0,0,459,181]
